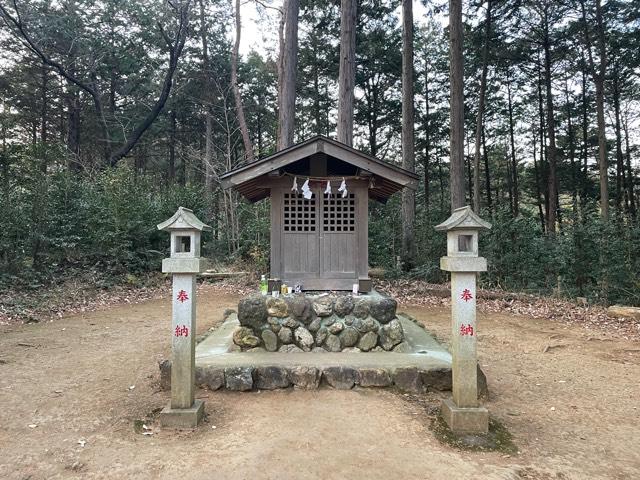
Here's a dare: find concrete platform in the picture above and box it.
[160,313,454,392]
[196,313,452,370]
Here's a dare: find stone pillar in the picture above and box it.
[157,207,210,428]
[450,272,478,408]
[170,273,197,409]
[435,206,491,434]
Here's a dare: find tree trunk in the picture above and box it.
[481,126,492,212]
[276,0,299,150]
[449,0,465,211]
[542,9,558,236]
[537,57,549,230]
[231,0,255,160]
[504,142,513,213]
[65,90,81,168]
[612,68,626,213]
[337,0,357,146]
[623,113,636,218]
[581,63,589,209]
[168,109,177,181]
[506,67,518,216]
[424,60,431,207]
[581,0,609,220]
[472,0,492,213]
[532,129,546,232]
[199,0,215,193]
[400,0,415,270]
[39,62,49,172]
[565,79,578,214]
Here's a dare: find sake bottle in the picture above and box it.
[260,274,268,295]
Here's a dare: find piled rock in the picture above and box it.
[233,292,406,353]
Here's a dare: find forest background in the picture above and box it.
[0,0,639,308]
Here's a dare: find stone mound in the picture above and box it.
[233,292,406,353]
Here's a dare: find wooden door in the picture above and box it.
[281,191,320,281]
[276,184,361,290]
[319,191,357,281]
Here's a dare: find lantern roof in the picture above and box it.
[435,206,492,232]
[157,207,212,232]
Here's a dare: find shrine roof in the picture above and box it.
[220,136,419,203]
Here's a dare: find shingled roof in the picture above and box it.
[220,136,419,202]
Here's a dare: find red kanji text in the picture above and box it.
[177,289,189,303]
[459,324,474,336]
[174,325,189,337]
[461,288,473,302]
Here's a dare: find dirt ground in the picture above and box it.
[1,287,639,480]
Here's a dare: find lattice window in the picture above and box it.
[283,193,317,232]
[323,193,355,232]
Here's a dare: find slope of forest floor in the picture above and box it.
[0,289,638,479]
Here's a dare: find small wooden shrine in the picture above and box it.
[220,136,418,291]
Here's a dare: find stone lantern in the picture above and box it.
[435,206,491,434]
[157,207,211,428]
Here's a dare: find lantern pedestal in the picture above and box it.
[441,399,488,434]
[157,207,211,429]
[159,399,204,429]
[435,206,492,435]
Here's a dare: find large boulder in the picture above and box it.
[328,321,344,334]
[323,366,359,389]
[315,327,329,346]
[196,366,225,391]
[261,329,278,352]
[420,368,452,392]
[233,327,261,348]
[339,327,359,348]
[266,297,289,318]
[294,327,315,351]
[225,367,253,391]
[379,319,403,351]
[286,296,314,324]
[282,317,299,329]
[356,316,379,333]
[290,366,321,389]
[352,298,371,319]
[393,367,424,393]
[267,317,281,333]
[369,297,397,324]
[238,295,268,330]
[253,366,290,390]
[278,327,293,344]
[308,317,322,333]
[334,296,355,317]
[359,368,391,387]
[324,334,341,352]
[313,296,335,317]
[357,331,378,352]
